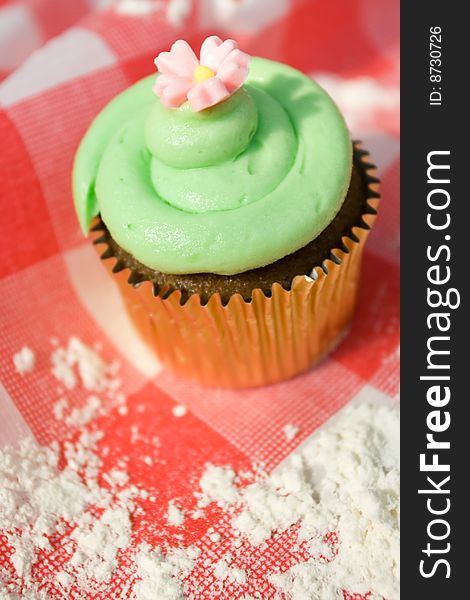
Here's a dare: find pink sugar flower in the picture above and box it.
[153,36,251,112]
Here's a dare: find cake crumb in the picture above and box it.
[13,347,35,375]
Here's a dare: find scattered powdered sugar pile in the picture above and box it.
[48,337,124,428]
[197,464,239,508]
[0,421,191,599]
[2,339,136,596]
[2,338,399,599]
[50,336,120,394]
[63,395,103,428]
[133,544,199,600]
[191,402,400,599]
[0,431,139,594]
[267,402,400,599]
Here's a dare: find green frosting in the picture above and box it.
[146,86,258,169]
[149,85,296,213]
[73,58,352,276]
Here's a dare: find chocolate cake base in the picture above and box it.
[93,143,379,305]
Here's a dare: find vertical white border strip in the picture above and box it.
[0,382,33,447]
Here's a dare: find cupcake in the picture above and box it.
[73,37,379,388]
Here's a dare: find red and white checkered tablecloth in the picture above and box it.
[0,0,399,597]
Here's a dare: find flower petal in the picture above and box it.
[217,50,251,93]
[200,35,238,72]
[225,48,251,69]
[153,74,180,95]
[187,77,230,112]
[153,74,193,108]
[154,40,198,78]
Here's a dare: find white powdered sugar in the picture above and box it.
[0,430,139,594]
[172,404,188,418]
[12,347,35,375]
[0,438,92,536]
[197,402,400,599]
[255,403,399,598]
[7,535,35,582]
[48,337,124,429]
[103,468,129,487]
[2,337,198,598]
[71,506,132,582]
[4,336,398,599]
[65,394,102,427]
[197,464,239,508]
[133,544,195,600]
[231,457,311,546]
[50,336,119,393]
[214,557,247,585]
[55,571,73,588]
[167,501,185,527]
[280,402,399,600]
[52,396,68,420]
[282,423,299,441]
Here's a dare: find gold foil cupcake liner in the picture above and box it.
[91,143,379,388]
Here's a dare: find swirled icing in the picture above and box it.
[73,58,352,275]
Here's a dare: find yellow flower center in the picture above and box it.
[193,65,215,84]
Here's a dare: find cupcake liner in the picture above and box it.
[91,143,379,388]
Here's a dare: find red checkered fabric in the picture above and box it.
[0,0,399,597]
